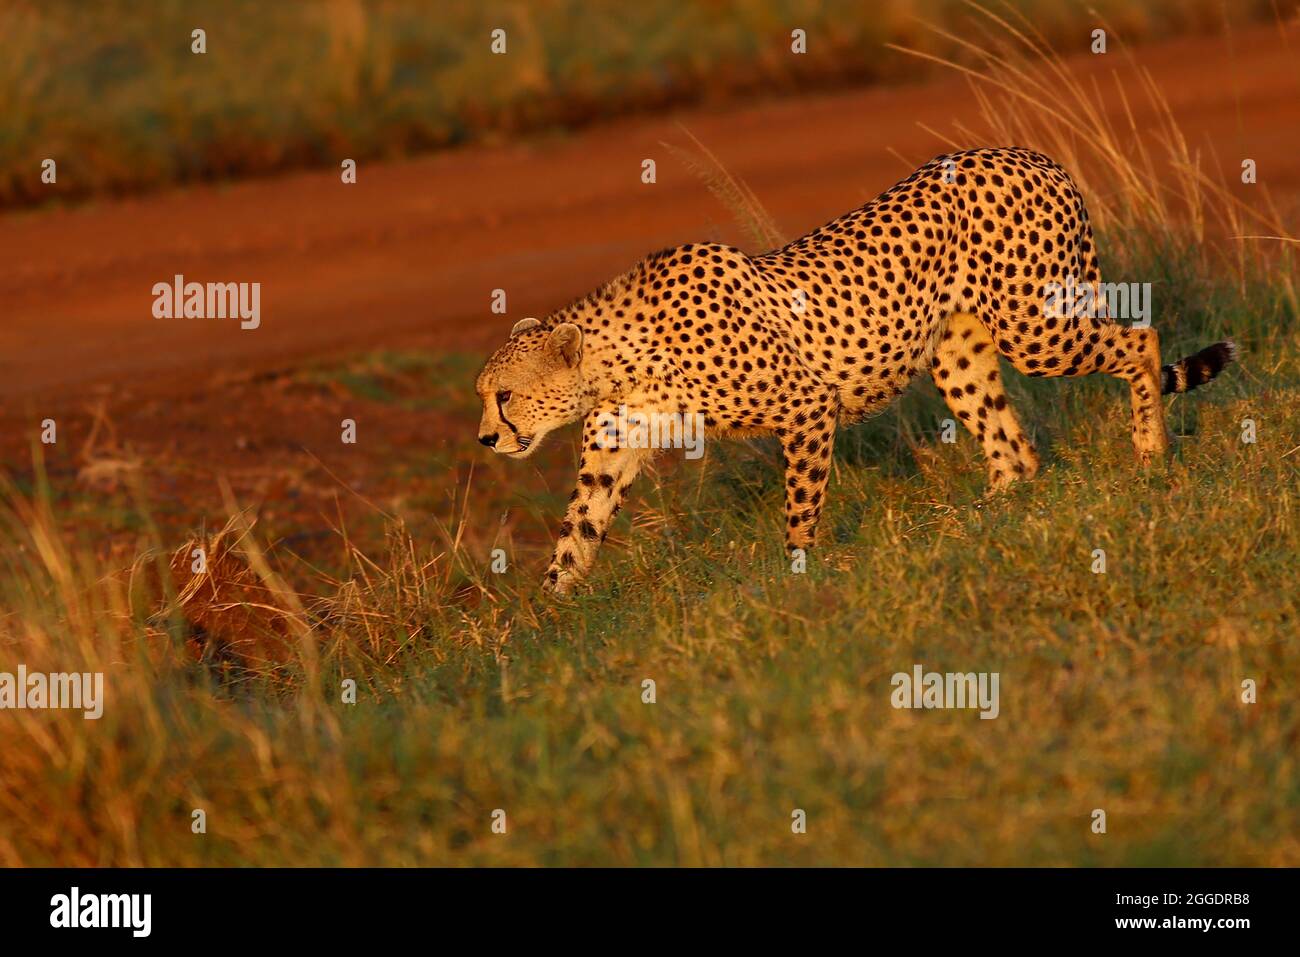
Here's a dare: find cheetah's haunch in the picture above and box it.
[475,148,1237,594]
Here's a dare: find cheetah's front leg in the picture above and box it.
[777,387,839,555]
[542,409,653,595]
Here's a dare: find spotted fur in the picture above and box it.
[476,148,1236,594]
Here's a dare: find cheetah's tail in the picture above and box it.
[1161,339,1237,395]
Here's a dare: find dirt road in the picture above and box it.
[1,24,1297,405]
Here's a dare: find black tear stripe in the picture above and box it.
[499,403,520,436]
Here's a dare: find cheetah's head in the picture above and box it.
[475,318,585,458]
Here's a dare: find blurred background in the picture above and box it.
[2,0,1298,594]
[4,0,1289,208]
[1,0,1297,639]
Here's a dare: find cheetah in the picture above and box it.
[476,148,1236,594]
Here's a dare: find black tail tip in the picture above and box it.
[1207,338,1238,367]
[1162,339,1238,394]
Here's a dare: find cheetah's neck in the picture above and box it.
[547,264,653,411]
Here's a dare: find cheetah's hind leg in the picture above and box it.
[930,311,1040,491]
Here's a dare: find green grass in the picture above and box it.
[2,0,1288,208]
[1,260,1296,865]
[300,350,484,413]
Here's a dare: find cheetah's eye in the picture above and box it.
[496,390,512,405]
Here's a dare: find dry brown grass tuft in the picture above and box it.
[662,124,788,251]
[167,523,300,669]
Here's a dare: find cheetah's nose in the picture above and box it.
[479,433,498,448]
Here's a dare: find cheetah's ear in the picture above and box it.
[547,322,583,368]
[510,317,541,336]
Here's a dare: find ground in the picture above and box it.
[0,23,1297,866]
